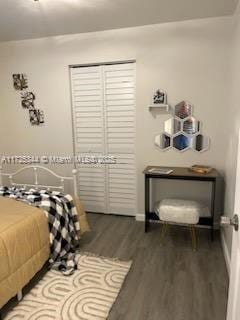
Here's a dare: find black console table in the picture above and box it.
[143,166,220,240]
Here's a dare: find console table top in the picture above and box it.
[143,166,220,180]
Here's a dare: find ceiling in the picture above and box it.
[0,0,238,42]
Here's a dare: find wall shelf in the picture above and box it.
[149,104,170,112]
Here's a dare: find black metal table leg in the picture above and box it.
[211,224,214,241]
[145,175,150,232]
[145,213,149,232]
[210,180,216,241]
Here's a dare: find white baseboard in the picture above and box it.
[135,214,145,222]
[135,215,161,222]
[220,229,230,276]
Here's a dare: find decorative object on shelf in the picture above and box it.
[148,167,173,175]
[29,109,44,125]
[149,88,170,112]
[154,100,210,153]
[13,73,45,126]
[13,74,28,90]
[189,165,212,174]
[153,89,167,104]
[21,91,36,109]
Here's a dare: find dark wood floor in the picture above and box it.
[2,213,229,320]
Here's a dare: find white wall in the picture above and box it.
[0,17,232,217]
[222,4,240,262]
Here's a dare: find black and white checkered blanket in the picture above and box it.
[0,187,81,276]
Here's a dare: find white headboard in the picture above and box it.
[0,165,78,197]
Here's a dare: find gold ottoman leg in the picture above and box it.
[190,225,197,251]
[160,222,169,243]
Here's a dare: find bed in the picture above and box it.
[0,166,89,309]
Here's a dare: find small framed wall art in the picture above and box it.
[12,73,45,126]
[13,74,28,91]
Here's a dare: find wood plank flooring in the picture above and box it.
[2,213,229,320]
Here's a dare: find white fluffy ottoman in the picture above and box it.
[155,199,200,250]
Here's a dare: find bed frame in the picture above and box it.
[0,165,78,197]
[0,165,79,308]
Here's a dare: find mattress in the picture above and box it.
[0,196,89,309]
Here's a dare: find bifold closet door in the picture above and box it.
[103,63,136,216]
[70,62,136,216]
[70,66,106,213]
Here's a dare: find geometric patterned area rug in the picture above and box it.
[5,253,132,320]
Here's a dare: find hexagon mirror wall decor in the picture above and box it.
[183,116,201,135]
[154,100,210,153]
[173,133,194,152]
[164,117,181,135]
[174,101,193,120]
[193,134,210,152]
[155,133,171,150]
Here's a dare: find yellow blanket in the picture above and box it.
[0,196,89,308]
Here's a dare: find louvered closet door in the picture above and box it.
[104,63,136,216]
[70,66,106,213]
[71,62,136,216]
